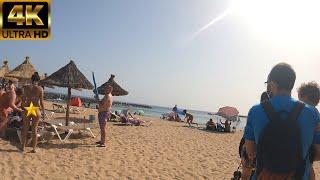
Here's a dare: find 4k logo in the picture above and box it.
[0,0,51,40]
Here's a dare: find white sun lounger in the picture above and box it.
[45,121,95,144]
[16,127,55,145]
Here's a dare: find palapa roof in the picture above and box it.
[40,60,94,90]
[95,74,128,96]
[5,56,36,79]
[0,60,9,77]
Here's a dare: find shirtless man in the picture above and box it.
[0,85,23,137]
[96,85,113,147]
[21,72,44,153]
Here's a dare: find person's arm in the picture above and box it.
[39,88,45,119]
[245,140,256,162]
[244,108,256,162]
[8,93,23,113]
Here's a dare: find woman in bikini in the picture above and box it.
[21,72,45,153]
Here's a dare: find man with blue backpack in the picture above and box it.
[244,63,320,179]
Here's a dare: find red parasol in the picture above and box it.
[214,106,239,119]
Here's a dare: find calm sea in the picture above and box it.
[49,98,247,130]
[111,104,247,130]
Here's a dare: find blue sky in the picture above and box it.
[0,0,319,113]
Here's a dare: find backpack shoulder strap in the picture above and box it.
[290,101,305,179]
[261,101,278,122]
[288,101,305,121]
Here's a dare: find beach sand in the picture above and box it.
[0,101,319,180]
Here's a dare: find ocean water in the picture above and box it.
[111,104,247,130]
[49,98,247,130]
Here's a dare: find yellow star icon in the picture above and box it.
[25,102,39,117]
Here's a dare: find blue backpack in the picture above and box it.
[257,101,306,179]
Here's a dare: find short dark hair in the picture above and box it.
[298,81,320,106]
[31,72,40,82]
[268,63,296,91]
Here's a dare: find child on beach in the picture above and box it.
[298,81,320,180]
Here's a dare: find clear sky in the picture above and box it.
[0,0,319,114]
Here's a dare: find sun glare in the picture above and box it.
[231,0,320,44]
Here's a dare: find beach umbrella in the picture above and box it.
[137,110,145,116]
[214,106,239,120]
[5,56,38,84]
[0,60,9,77]
[95,74,128,96]
[40,60,94,126]
[0,60,18,85]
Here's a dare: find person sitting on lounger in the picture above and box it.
[206,119,216,131]
[220,119,232,132]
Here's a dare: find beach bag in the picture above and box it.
[257,101,305,180]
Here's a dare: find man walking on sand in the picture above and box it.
[96,85,113,148]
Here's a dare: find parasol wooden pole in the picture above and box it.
[66,87,71,126]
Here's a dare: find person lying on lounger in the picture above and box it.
[121,110,152,126]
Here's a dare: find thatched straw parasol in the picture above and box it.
[0,60,18,85]
[40,60,94,125]
[5,56,37,82]
[95,74,128,96]
[0,60,9,77]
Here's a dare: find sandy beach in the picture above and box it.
[0,101,318,180]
